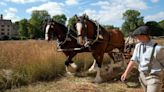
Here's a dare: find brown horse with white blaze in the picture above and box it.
[75,14,126,83]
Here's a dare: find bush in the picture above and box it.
[11,36,20,40]
[1,35,9,40]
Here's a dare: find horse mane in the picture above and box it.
[53,21,68,33]
[86,18,106,37]
[53,21,78,39]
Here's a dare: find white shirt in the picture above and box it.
[131,40,164,74]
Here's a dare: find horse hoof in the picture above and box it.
[66,64,77,74]
[92,77,103,83]
[66,72,75,76]
[92,79,102,84]
[88,68,97,73]
[70,63,77,69]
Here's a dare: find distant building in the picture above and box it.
[0,14,18,40]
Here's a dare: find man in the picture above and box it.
[121,26,164,92]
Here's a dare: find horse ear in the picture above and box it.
[83,13,88,19]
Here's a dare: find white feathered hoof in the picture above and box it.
[92,64,114,83]
[92,76,103,83]
[92,68,103,83]
[88,60,97,73]
[66,63,77,75]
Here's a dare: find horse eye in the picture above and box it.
[50,25,54,28]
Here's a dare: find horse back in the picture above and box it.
[105,29,125,51]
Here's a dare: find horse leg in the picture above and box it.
[65,52,77,75]
[92,53,104,83]
[106,53,114,74]
[108,52,115,62]
[88,59,98,72]
[119,47,127,70]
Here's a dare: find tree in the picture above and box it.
[121,10,144,36]
[18,19,29,39]
[67,15,77,31]
[103,25,119,30]
[52,14,67,25]
[29,10,50,39]
[103,25,115,29]
[27,23,36,39]
[159,20,164,35]
[145,21,164,36]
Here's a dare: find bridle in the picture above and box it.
[76,17,102,45]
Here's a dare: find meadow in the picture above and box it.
[0,38,164,92]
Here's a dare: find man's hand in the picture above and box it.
[121,72,128,82]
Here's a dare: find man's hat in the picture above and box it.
[132,26,150,36]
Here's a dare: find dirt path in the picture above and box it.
[5,75,143,92]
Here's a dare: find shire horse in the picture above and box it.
[45,20,82,74]
[74,14,126,83]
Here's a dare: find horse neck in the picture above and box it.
[86,20,98,38]
[55,23,67,42]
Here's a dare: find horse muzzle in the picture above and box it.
[77,36,84,46]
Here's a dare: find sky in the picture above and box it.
[0,0,164,27]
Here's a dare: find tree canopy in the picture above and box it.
[121,10,144,36]
[29,10,50,39]
[52,14,67,25]
[18,19,29,39]
[145,21,164,36]
[159,20,164,35]
[16,10,164,40]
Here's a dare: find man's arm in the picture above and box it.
[121,61,136,81]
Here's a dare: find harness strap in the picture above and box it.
[58,28,71,46]
[90,21,100,45]
[147,43,158,74]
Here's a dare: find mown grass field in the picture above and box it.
[1,38,164,92]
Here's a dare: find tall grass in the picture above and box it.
[0,40,75,89]
[0,40,94,90]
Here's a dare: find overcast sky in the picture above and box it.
[0,0,164,27]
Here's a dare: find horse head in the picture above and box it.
[74,14,91,46]
[45,19,56,41]
[45,19,68,42]
[74,14,99,46]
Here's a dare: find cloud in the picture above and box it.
[145,12,164,22]
[4,8,20,22]
[124,0,148,10]
[151,0,159,3]
[26,2,64,16]
[6,0,48,4]
[91,1,110,6]
[80,0,148,27]
[65,0,78,5]
[0,2,7,6]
